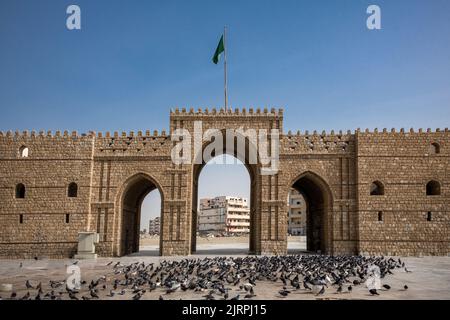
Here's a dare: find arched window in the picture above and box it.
[430,143,440,155]
[68,182,78,198]
[426,180,441,196]
[19,146,29,158]
[370,181,384,196]
[16,183,26,198]
[378,211,383,222]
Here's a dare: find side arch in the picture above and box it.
[113,172,165,256]
[289,171,334,254]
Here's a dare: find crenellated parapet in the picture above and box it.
[0,130,96,159]
[279,127,449,155]
[281,129,355,154]
[355,127,449,157]
[0,130,96,140]
[94,130,171,157]
[169,107,283,122]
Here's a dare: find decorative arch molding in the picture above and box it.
[113,172,165,256]
[288,170,334,254]
[190,132,262,255]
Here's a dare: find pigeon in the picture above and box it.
[133,292,144,300]
[25,280,34,289]
[369,289,379,295]
[8,255,407,301]
[21,292,30,300]
[382,284,391,290]
[316,286,325,296]
[90,290,99,299]
[403,285,409,290]
[69,292,79,300]
[303,281,312,290]
[278,289,290,297]
[203,291,215,300]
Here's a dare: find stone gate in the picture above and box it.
[0,108,448,258]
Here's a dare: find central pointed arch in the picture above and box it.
[191,130,261,254]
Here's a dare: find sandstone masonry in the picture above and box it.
[0,108,448,258]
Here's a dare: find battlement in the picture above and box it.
[169,107,284,118]
[283,127,449,137]
[0,129,169,140]
[356,127,449,134]
[0,130,95,140]
[1,126,447,142]
[95,130,171,156]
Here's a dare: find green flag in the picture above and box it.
[212,35,225,64]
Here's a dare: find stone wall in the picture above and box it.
[356,129,449,256]
[0,111,448,258]
[0,131,94,258]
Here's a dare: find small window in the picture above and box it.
[378,211,383,222]
[65,214,70,224]
[15,183,26,198]
[430,143,440,155]
[427,212,432,221]
[19,214,23,224]
[370,181,385,196]
[68,182,78,198]
[19,146,29,158]
[426,180,441,196]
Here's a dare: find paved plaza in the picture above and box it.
[0,239,449,300]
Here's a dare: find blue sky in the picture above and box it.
[1,1,449,230]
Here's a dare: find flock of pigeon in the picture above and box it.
[2,255,411,300]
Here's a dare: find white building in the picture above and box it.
[287,189,306,235]
[198,196,250,235]
[148,217,160,235]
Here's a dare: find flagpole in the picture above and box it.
[224,26,228,111]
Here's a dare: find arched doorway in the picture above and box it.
[290,172,333,254]
[117,173,163,256]
[191,132,260,255]
[286,188,307,252]
[195,155,251,254]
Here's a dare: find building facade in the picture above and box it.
[148,217,160,235]
[0,108,449,258]
[287,189,306,236]
[198,196,250,235]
